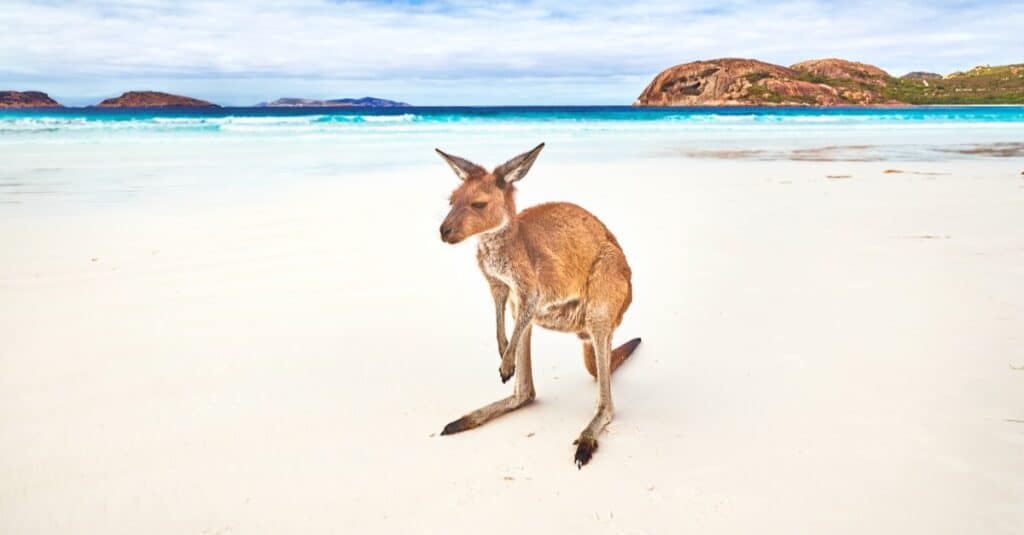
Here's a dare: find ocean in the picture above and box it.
[2,106,1023,207]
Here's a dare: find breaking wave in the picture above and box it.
[2,107,1023,136]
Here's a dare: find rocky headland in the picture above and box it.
[635,58,1024,106]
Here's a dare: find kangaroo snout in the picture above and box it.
[439,223,455,242]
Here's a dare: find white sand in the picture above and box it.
[2,159,1023,533]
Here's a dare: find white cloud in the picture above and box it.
[1,0,1021,104]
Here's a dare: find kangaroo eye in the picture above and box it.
[471,202,487,209]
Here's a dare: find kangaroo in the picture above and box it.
[436,143,640,468]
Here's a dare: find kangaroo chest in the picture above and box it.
[477,234,585,333]
[477,238,517,289]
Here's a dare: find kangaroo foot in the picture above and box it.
[573,435,598,468]
[440,394,533,436]
[440,415,478,435]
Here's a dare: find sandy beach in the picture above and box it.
[2,157,1023,533]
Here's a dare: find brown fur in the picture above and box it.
[436,143,641,468]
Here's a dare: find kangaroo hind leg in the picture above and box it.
[574,251,631,467]
[574,326,613,467]
[442,326,535,435]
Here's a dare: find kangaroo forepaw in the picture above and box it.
[440,416,476,436]
[573,436,598,469]
[499,364,515,383]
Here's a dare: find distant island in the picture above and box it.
[0,91,63,108]
[93,91,219,108]
[257,97,410,107]
[635,58,1024,106]
[0,91,408,108]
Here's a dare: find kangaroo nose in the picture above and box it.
[440,224,454,241]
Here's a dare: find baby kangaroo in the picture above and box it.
[436,143,640,468]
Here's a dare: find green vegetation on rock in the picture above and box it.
[885,64,1024,104]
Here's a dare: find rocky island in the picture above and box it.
[258,97,410,107]
[635,58,1024,106]
[93,91,219,108]
[0,91,63,108]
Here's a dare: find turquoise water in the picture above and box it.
[4,106,1024,139]
[2,106,1023,206]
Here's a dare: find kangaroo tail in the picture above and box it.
[611,337,642,373]
[583,337,642,378]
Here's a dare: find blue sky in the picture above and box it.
[1,0,1021,105]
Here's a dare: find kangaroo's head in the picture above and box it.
[437,143,544,244]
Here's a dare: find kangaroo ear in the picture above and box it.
[436,148,487,181]
[494,142,545,186]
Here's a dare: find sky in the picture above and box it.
[1,0,1022,106]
